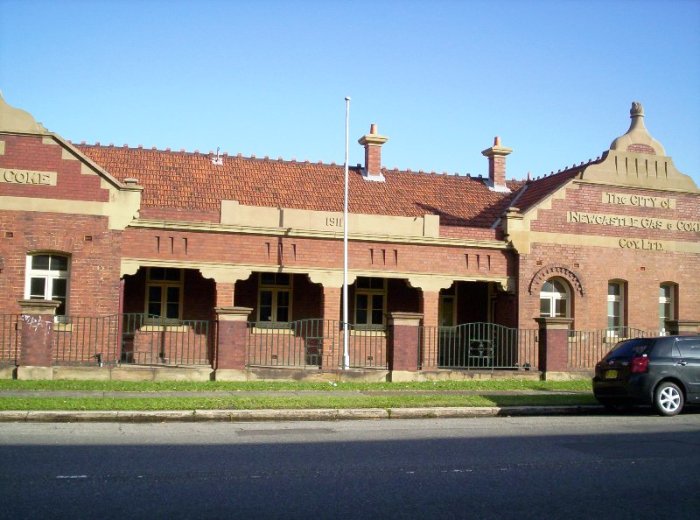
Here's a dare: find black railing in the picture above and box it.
[567,327,660,369]
[0,314,21,367]
[421,323,538,370]
[53,315,121,366]
[121,314,211,366]
[246,319,388,369]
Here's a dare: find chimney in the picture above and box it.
[358,123,388,182]
[481,136,512,192]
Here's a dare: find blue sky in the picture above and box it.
[1,0,699,185]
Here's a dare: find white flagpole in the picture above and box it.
[342,96,351,370]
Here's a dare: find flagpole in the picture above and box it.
[342,96,350,370]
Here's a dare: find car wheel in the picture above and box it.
[654,382,684,416]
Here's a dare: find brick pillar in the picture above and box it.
[214,306,252,381]
[535,317,573,379]
[420,291,440,369]
[321,285,342,369]
[388,312,422,381]
[17,299,60,380]
[667,320,700,335]
[215,282,236,308]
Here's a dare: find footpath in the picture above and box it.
[0,389,604,422]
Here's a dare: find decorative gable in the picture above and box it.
[0,95,142,230]
[580,102,698,192]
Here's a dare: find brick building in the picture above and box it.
[0,95,698,379]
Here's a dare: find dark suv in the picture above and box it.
[593,335,700,416]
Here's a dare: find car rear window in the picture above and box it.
[605,338,653,359]
[677,338,700,359]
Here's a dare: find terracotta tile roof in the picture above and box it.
[509,159,602,213]
[77,144,526,228]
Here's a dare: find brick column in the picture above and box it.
[321,285,342,369]
[420,291,440,369]
[535,317,573,379]
[215,282,236,308]
[667,320,700,336]
[17,299,60,380]
[214,306,252,381]
[388,312,423,381]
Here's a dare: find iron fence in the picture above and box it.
[246,319,388,369]
[0,314,21,367]
[121,314,212,366]
[567,327,660,369]
[53,315,121,366]
[420,323,539,371]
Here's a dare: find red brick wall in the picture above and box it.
[0,211,122,316]
[518,183,699,330]
[119,228,512,280]
[1,134,122,317]
[0,135,110,202]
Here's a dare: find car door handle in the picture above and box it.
[677,361,688,366]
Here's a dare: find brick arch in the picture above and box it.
[528,265,584,297]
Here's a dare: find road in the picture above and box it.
[1,412,699,519]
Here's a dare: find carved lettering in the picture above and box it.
[0,168,57,186]
[618,238,664,251]
[567,211,697,233]
[602,191,675,209]
[677,220,700,232]
[325,216,343,228]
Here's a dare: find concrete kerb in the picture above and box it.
[0,405,604,423]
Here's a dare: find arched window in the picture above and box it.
[659,283,676,334]
[539,278,570,318]
[25,254,69,319]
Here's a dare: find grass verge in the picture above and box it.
[0,378,595,411]
[0,394,597,411]
[0,378,592,393]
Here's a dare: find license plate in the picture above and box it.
[605,370,618,379]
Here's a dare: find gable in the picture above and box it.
[0,95,142,230]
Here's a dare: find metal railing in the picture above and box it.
[0,314,21,367]
[420,323,539,370]
[121,314,212,366]
[246,319,388,369]
[567,327,660,369]
[53,315,121,366]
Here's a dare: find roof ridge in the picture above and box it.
[527,155,603,183]
[74,141,352,168]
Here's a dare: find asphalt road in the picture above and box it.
[1,413,699,519]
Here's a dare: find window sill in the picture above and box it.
[140,325,189,333]
[54,323,73,332]
[252,326,294,335]
[350,328,386,337]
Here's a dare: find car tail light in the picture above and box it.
[630,356,649,374]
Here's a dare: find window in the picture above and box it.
[659,283,675,333]
[607,281,626,333]
[146,267,183,320]
[539,278,569,318]
[25,254,69,318]
[354,277,386,328]
[439,294,455,327]
[258,273,291,323]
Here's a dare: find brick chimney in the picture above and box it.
[481,136,512,192]
[358,123,388,182]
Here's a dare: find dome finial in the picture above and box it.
[630,101,644,118]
